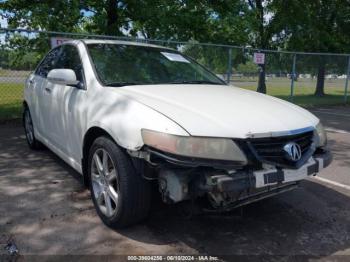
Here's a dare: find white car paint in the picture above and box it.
[24,40,320,176]
[117,84,319,138]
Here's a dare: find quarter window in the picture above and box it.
[35,47,61,78]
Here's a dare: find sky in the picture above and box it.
[0,16,7,43]
[0,16,8,28]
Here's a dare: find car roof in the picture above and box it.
[77,39,175,51]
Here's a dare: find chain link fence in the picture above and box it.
[1,28,349,120]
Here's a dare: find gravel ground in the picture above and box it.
[1,106,350,261]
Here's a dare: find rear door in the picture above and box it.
[26,73,42,132]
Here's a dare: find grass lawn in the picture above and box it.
[0,83,24,120]
[233,77,350,107]
[0,77,349,120]
[239,85,348,106]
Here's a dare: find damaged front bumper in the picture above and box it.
[253,150,332,188]
[152,148,332,210]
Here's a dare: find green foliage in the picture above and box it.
[279,0,350,54]
[0,33,48,70]
[236,61,258,74]
[0,0,83,31]
[127,0,248,45]
[274,0,350,95]
[79,0,130,35]
[182,44,229,74]
[7,50,40,70]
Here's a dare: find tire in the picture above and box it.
[23,106,43,150]
[88,136,151,228]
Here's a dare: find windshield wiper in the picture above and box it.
[168,80,223,85]
[104,82,140,87]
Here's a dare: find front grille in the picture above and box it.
[247,131,315,168]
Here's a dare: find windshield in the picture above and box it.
[87,43,225,86]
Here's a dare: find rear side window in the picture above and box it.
[35,47,61,78]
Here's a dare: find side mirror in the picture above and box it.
[47,69,80,87]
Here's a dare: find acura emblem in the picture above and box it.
[283,142,302,161]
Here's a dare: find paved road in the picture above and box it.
[310,106,350,187]
[0,106,350,259]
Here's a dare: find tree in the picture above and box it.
[242,0,288,93]
[0,0,83,31]
[126,0,247,45]
[79,0,130,35]
[279,0,350,96]
[0,0,133,35]
[1,33,42,70]
[182,43,229,74]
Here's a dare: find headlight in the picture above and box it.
[314,122,327,147]
[141,129,247,163]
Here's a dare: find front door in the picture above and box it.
[45,44,86,159]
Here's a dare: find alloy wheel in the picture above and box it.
[91,148,119,217]
[24,110,34,145]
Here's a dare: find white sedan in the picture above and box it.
[23,40,332,228]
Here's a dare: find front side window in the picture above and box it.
[87,44,225,86]
[55,45,84,83]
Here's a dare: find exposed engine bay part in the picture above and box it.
[157,166,301,211]
[158,168,252,205]
[205,183,299,212]
[201,172,252,208]
[158,169,191,203]
[203,173,251,192]
[131,148,331,211]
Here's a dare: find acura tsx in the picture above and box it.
[23,40,332,228]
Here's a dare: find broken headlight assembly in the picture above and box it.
[141,129,247,163]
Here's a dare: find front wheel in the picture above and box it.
[88,136,151,228]
[23,107,43,150]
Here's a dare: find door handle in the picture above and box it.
[44,87,52,93]
[28,79,35,88]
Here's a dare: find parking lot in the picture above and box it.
[1,106,350,259]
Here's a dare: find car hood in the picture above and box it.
[117,84,319,138]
